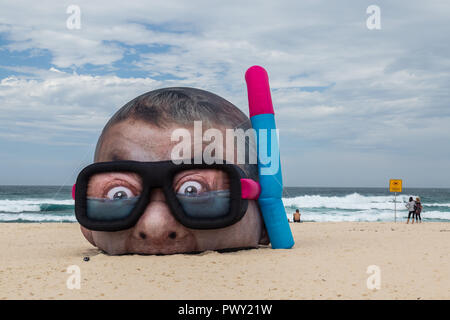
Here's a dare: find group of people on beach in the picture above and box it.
[406,197,423,224]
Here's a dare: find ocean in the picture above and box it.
[0,186,449,223]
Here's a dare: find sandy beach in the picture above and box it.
[0,222,449,300]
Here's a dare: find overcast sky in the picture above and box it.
[0,0,449,187]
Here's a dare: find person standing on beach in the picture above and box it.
[406,197,416,224]
[414,197,423,223]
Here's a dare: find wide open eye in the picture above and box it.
[177,181,203,196]
[106,186,135,200]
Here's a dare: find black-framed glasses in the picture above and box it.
[73,160,261,231]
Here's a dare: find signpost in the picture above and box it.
[389,179,403,222]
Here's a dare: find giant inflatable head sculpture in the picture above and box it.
[74,66,294,255]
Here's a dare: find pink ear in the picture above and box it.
[72,184,76,200]
[240,179,261,200]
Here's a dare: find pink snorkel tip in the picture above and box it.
[245,65,275,117]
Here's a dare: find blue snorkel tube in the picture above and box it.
[245,66,294,249]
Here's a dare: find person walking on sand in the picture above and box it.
[293,209,301,223]
[414,197,423,223]
[406,197,416,224]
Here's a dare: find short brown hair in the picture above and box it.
[95,87,258,179]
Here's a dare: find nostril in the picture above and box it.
[139,232,147,240]
[168,232,177,239]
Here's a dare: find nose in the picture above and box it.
[129,189,196,254]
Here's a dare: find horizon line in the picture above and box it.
[0,184,449,189]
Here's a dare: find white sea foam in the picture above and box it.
[0,213,76,222]
[282,193,414,210]
[284,210,449,222]
[425,203,450,207]
[282,193,450,221]
[0,199,74,213]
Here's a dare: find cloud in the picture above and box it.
[0,0,449,186]
[0,68,161,144]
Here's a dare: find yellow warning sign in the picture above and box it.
[389,179,402,193]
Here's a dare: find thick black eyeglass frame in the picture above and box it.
[74,159,249,231]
